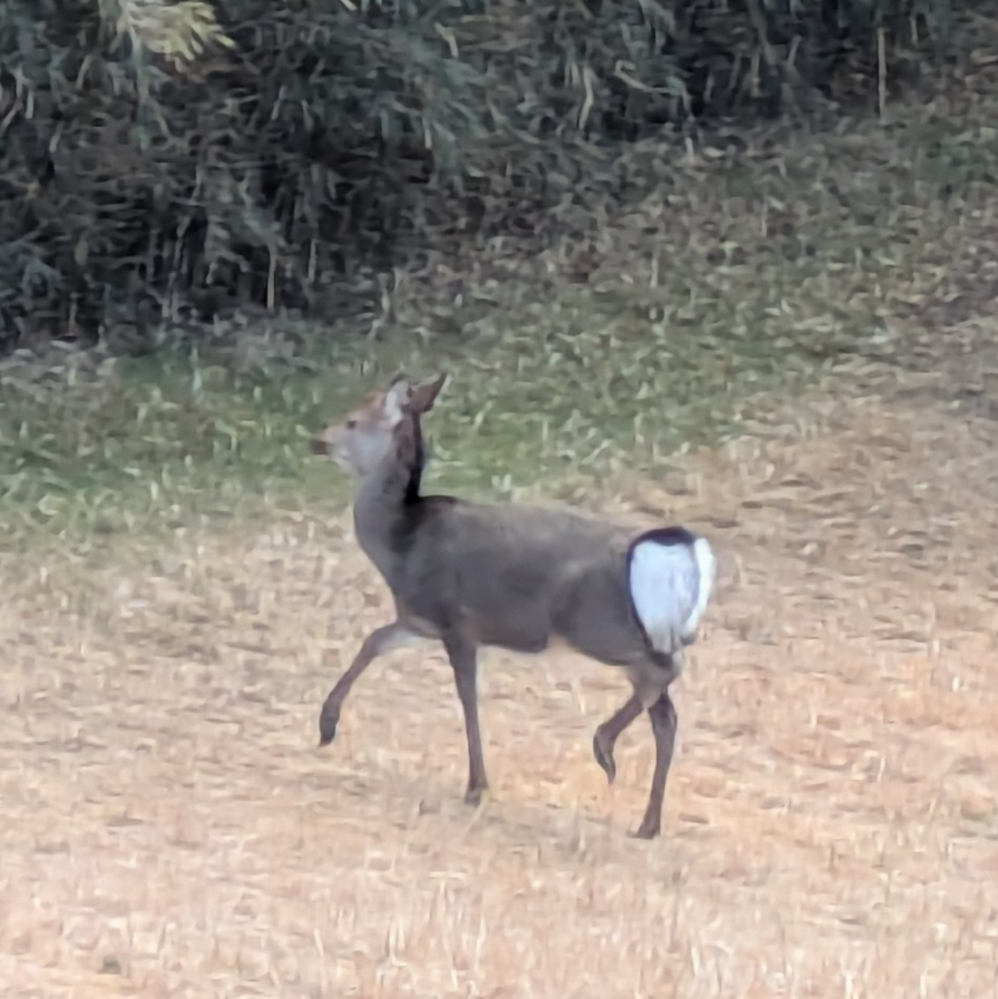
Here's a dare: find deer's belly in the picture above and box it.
[461,603,552,652]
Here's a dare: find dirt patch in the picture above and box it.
[2,380,997,997]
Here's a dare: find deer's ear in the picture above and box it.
[383,377,412,426]
[409,373,447,415]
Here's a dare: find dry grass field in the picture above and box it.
[2,357,997,999]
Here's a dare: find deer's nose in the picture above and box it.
[309,437,329,456]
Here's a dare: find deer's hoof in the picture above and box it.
[592,732,616,785]
[632,821,661,841]
[318,704,340,747]
[464,785,488,807]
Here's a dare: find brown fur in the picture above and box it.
[312,372,705,839]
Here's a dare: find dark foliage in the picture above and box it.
[0,0,957,354]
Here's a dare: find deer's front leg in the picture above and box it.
[318,621,416,746]
[442,630,489,805]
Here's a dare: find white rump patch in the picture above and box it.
[628,536,716,654]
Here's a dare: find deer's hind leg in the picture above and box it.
[592,652,681,785]
[593,656,682,839]
[632,653,682,839]
[593,693,644,784]
[634,688,678,839]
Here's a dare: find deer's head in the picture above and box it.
[311,372,447,478]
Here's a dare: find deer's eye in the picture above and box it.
[345,419,358,430]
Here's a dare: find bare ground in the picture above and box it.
[2,365,998,998]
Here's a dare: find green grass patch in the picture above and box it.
[7,95,998,563]
[0,287,823,562]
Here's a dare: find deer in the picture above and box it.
[309,372,716,839]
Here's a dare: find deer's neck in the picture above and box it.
[352,419,425,578]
